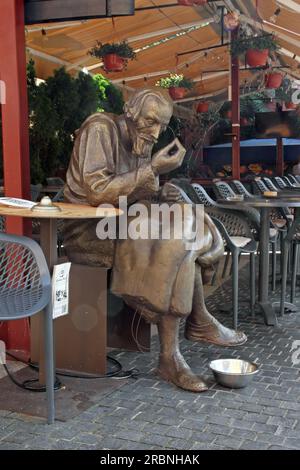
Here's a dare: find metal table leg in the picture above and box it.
[258,208,278,326]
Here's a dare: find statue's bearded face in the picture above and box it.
[129,96,172,158]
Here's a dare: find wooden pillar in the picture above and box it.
[0,0,31,353]
[276,137,284,176]
[231,29,240,180]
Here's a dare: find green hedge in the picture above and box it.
[0,60,124,183]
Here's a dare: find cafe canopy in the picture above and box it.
[24,0,300,107]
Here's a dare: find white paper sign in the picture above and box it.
[0,197,37,209]
[52,263,71,319]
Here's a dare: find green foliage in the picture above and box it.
[89,41,136,60]
[231,32,279,57]
[156,74,194,90]
[93,74,125,114]
[0,62,124,184]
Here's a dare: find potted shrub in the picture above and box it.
[196,101,209,113]
[231,32,278,67]
[156,74,194,100]
[89,41,136,72]
[265,72,283,89]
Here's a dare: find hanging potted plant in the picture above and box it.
[231,32,279,67]
[265,72,283,89]
[196,101,209,113]
[275,77,298,109]
[89,41,136,72]
[156,74,194,100]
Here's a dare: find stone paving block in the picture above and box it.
[214,436,243,450]
[252,423,279,434]
[205,424,234,437]
[231,419,255,431]
[282,438,300,449]
[230,428,257,441]
[139,433,172,449]
[165,427,193,440]
[115,429,144,443]
[240,440,268,450]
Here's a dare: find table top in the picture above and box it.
[220,197,300,209]
[0,202,122,219]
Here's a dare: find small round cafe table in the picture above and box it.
[0,201,122,383]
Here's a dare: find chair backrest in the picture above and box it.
[46,177,65,187]
[263,178,278,192]
[274,176,287,190]
[253,178,268,194]
[213,181,236,200]
[52,187,64,203]
[288,174,298,184]
[231,180,253,198]
[30,184,43,202]
[192,183,217,207]
[165,183,194,204]
[0,233,51,320]
[282,176,294,187]
[207,207,252,239]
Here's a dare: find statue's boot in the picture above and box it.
[156,314,208,392]
[185,265,247,347]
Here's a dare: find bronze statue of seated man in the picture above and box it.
[63,89,246,392]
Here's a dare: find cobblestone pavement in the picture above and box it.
[0,266,300,450]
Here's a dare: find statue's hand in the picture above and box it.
[151,138,186,175]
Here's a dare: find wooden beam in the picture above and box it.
[276,137,284,177]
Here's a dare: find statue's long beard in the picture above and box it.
[132,134,155,159]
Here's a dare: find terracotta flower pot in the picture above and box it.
[265,72,283,89]
[246,49,269,67]
[103,53,125,72]
[169,87,186,100]
[196,102,209,113]
[285,102,297,110]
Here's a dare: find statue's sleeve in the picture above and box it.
[81,121,159,206]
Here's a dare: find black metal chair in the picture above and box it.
[171,182,257,329]
[263,177,282,192]
[273,176,288,190]
[231,180,254,198]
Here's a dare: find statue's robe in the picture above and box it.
[64,113,223,320]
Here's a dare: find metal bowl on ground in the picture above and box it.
[209,358,259,389]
